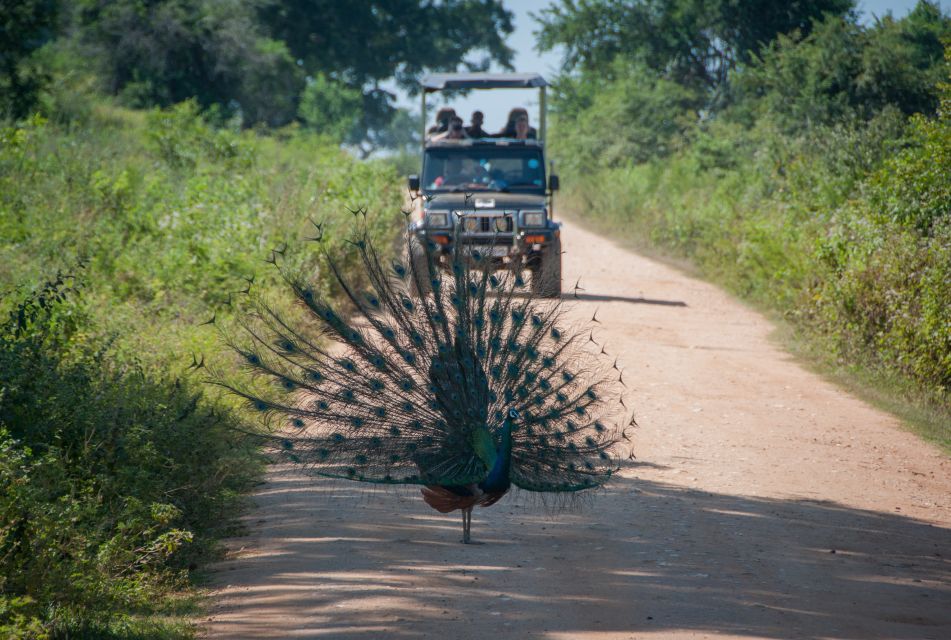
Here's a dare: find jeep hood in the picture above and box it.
[424,193,546,210]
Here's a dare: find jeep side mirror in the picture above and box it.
[549,174,560,191]
[407,174,420,192]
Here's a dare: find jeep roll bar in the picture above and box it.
[419,72,549,149]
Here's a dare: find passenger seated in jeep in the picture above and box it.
[466,110,489,138]
[427,107,456,135]
[431,116,469,141]
[494,108,537,139]
[513,114,534,140]
[431,155,469,187]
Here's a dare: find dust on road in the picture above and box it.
[204,220,950,639]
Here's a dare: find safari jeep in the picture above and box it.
[406,73,562,298]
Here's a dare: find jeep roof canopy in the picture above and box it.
[420,72,548,91]
[419,72,548,145]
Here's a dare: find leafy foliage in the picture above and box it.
[546,2,949,164]
[261,0,514,90]
[298,73,364,142]
[535,0,853,97]
[550,59,701,169]
[0,102,404,636]
[0,0,60,118]
[547,3,951,429]
[55,0,513,136]
[3,0,513,143]
[76,0,303,126]
[266,0,514,134]
[0,272,255,637]
[809,80,951,394]
[733,3,951,130]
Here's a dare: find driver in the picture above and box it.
[434,155,468,187]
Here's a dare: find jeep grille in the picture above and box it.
[460,214,514,234]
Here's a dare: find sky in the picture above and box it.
[402,0,948,132]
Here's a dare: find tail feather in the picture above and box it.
[219,220,628,492]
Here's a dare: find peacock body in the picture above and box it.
[219,221,629,543]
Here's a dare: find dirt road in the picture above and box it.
[204,221,950,639]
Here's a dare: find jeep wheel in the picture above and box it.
[531,241,562,298]
[408,237,433,298]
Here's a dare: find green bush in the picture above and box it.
[0,100,404,636]
[298,73,363,142]
[0,272,256,637]
[553,58,951,424]
[809,91,951,397]
[547,1,950,430]
[550,59,701,170]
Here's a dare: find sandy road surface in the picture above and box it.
[204,221,950,639]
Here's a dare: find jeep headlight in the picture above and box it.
[522,210,546,227]
[426,210,451,228]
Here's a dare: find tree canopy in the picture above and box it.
[543,0,950,167]
[261,0,514,137]
[76,0,301,126]
[261,0,514,90]
[535,0,854,97]
[9,0,513,142]
[733,2,951,129]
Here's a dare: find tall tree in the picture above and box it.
[260,0,513,88]
[75,0,513,134]
[535,0,854,99]
[77,0,302,126]
[732,2,951,129]
[260,0,514,131]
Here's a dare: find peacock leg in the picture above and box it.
[461,508,483,544]
[462,507,472,544]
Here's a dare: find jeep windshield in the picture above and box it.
[422,146,546,193]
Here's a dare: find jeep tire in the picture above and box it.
[408,236,433,298]
[531,240,562,298]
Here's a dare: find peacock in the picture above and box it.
[215,217,630,543]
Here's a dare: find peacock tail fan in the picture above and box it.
[214,216,630,493]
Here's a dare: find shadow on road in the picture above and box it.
[208,471,951,639]
[564,292,688,307]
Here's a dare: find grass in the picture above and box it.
[549,62,951,447]
[555,140,951,452]
[0,100,403,637]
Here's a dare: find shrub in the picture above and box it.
[0,99,404,635]
[553,59,950,414]
[0,272,259,635]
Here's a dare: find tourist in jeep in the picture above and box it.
[427,107,456,136]
[466,110,489,138]
[494,107,537,139]
[432,116,469,141]
[514,114,534,139]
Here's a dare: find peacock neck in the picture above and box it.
[480,422,512,492]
